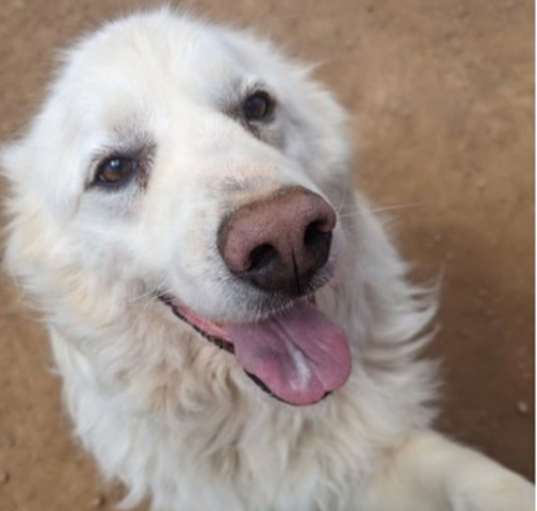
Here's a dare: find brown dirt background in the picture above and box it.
[0,0,533,509]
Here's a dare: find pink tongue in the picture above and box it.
[224,301,351,405]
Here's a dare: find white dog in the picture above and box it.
[2,8,533,511]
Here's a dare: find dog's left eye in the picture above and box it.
[242,91,274,122]
[94,156,137,188]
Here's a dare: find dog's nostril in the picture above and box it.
[248,243,278,272]
[304,220,331,248]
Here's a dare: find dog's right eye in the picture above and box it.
[242,91,274,123]
[94,156,137,189]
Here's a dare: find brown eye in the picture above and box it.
[95,156,137,188]
[242,91,274,122]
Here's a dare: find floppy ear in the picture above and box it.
[0,132,54,222]
[1,104,85,223]
[1,138,30,185]
[1,125,46,205]
[2,139,38,275]
[1,131,67,288]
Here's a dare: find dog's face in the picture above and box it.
[3,11,358,406]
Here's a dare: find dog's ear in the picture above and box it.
[2,138,39,277]
[1,114,83,223]
[1,139,30,184]
[1,135,48,215]
[1,131,65,283]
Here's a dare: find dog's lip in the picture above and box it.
[157,293,333,405]
[158,294,236,354]
[158,292,316,348]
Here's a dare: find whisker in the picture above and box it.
[128,276,168,304]
[372,202,423,214]
[335,202,423,220]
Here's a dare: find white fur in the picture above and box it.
[2,8,533,511]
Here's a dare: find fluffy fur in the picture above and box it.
[2,8,533,511]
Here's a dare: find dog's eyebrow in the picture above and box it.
[90,125,154,159]
[220,177,249,193]
[112,124,155,149]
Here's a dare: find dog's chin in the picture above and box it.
[156,271,352,407]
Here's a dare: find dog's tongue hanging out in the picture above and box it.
[227,301,351,405]
[177,300,352,405]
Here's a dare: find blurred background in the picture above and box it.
[0,1,533,509]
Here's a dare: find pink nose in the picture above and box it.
[217,186,336,296]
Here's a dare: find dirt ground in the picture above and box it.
[0,0,533,510]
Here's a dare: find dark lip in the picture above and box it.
[158,294,235,354]
[157,293,330,406]
[158,294,285,402]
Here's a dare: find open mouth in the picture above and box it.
[158,293,352,406]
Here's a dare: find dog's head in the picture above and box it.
[2,10,362,406]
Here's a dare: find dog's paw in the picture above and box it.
[451,474,534,511]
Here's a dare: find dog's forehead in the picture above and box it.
[67,15,259,108]
[50,14,285,143]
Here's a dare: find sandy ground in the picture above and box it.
[0,1,533,510]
